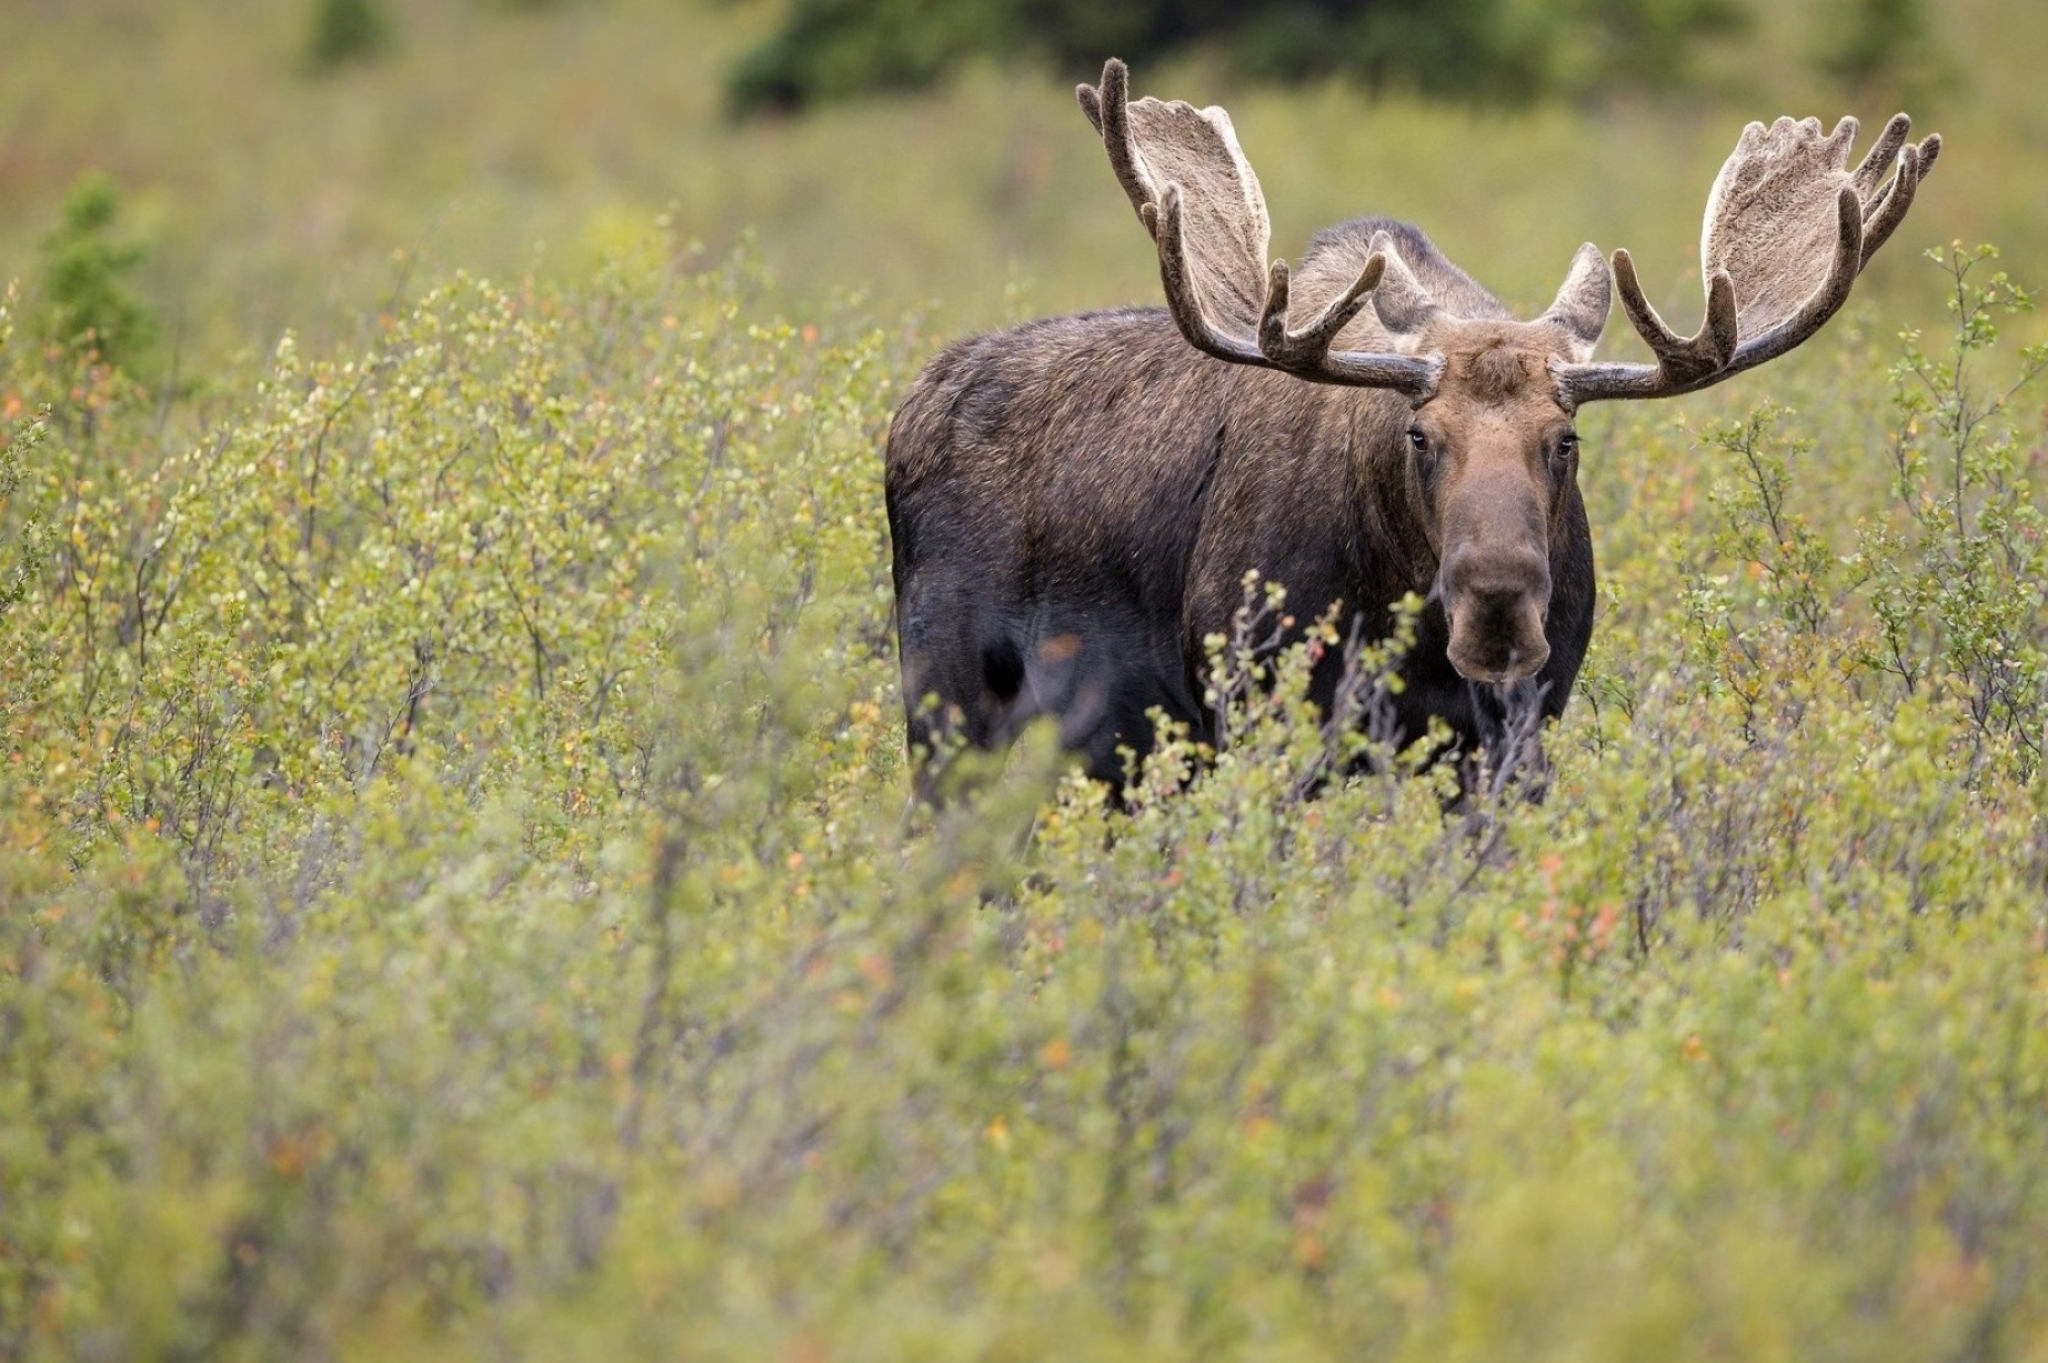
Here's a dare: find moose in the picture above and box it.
[885,59,1939,791]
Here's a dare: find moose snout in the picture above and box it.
[1442,550,1552,684]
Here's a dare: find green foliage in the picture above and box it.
[306,0,394,72]
[1862,243,2048,780]
[727,0,1750,117]
[727,0,1006,114]
[1677,247,2048,786]
[36,173,154,371]
[1567,0,1751,86]
[0,6,2045,1347]
[5,233,2048,1358]
[0,295,52,624]
[1814,0,1945,98]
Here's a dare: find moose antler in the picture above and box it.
[1559,113,1940,406]
[1078,59,1442,398]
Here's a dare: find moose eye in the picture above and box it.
[1407,427,1438,480]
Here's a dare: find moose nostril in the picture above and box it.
[1455,584,1545,635]
[1469,585,1523,616]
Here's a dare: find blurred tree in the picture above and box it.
[306,0,394,72]
[1812,0,1943,100]
[727,0,1011,114]
[726,0,1752,118]
[1565,0,1749,88]
[38,173,154,371]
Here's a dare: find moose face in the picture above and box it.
[1404,323,1585,684]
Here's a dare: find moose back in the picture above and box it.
[885,59,1939,790]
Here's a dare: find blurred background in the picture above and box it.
[0,0,2042,374]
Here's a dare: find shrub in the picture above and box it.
[1860,246,2048,771]
[306,0,394,72]
[36,173,155,372]
[3,237,2046,1359]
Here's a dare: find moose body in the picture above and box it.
[887,60,1938,791]
[888,221,1595,785]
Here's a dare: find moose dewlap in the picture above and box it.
[884,58,1940,792]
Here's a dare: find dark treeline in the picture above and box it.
[725,0,1757,116]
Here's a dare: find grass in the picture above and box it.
[4,1,2048,1358]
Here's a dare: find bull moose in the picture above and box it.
[885,59,1939,791]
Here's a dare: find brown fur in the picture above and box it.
[1459,342,1539,404]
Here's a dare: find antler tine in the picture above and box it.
[1861,136,1936,267]
[1611,248,1737,382]
[1264,255,1386,359]
[1080,59,1160,232]
[1075,71,1104,132]
[1268,255,1442,393]
[1851,113,1913,197]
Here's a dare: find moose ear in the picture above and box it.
[1541,243,1610,361]
[1367,231,1439,335]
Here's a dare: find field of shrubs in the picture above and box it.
[5,218,2048,1356]
[6,0,2048,1357]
